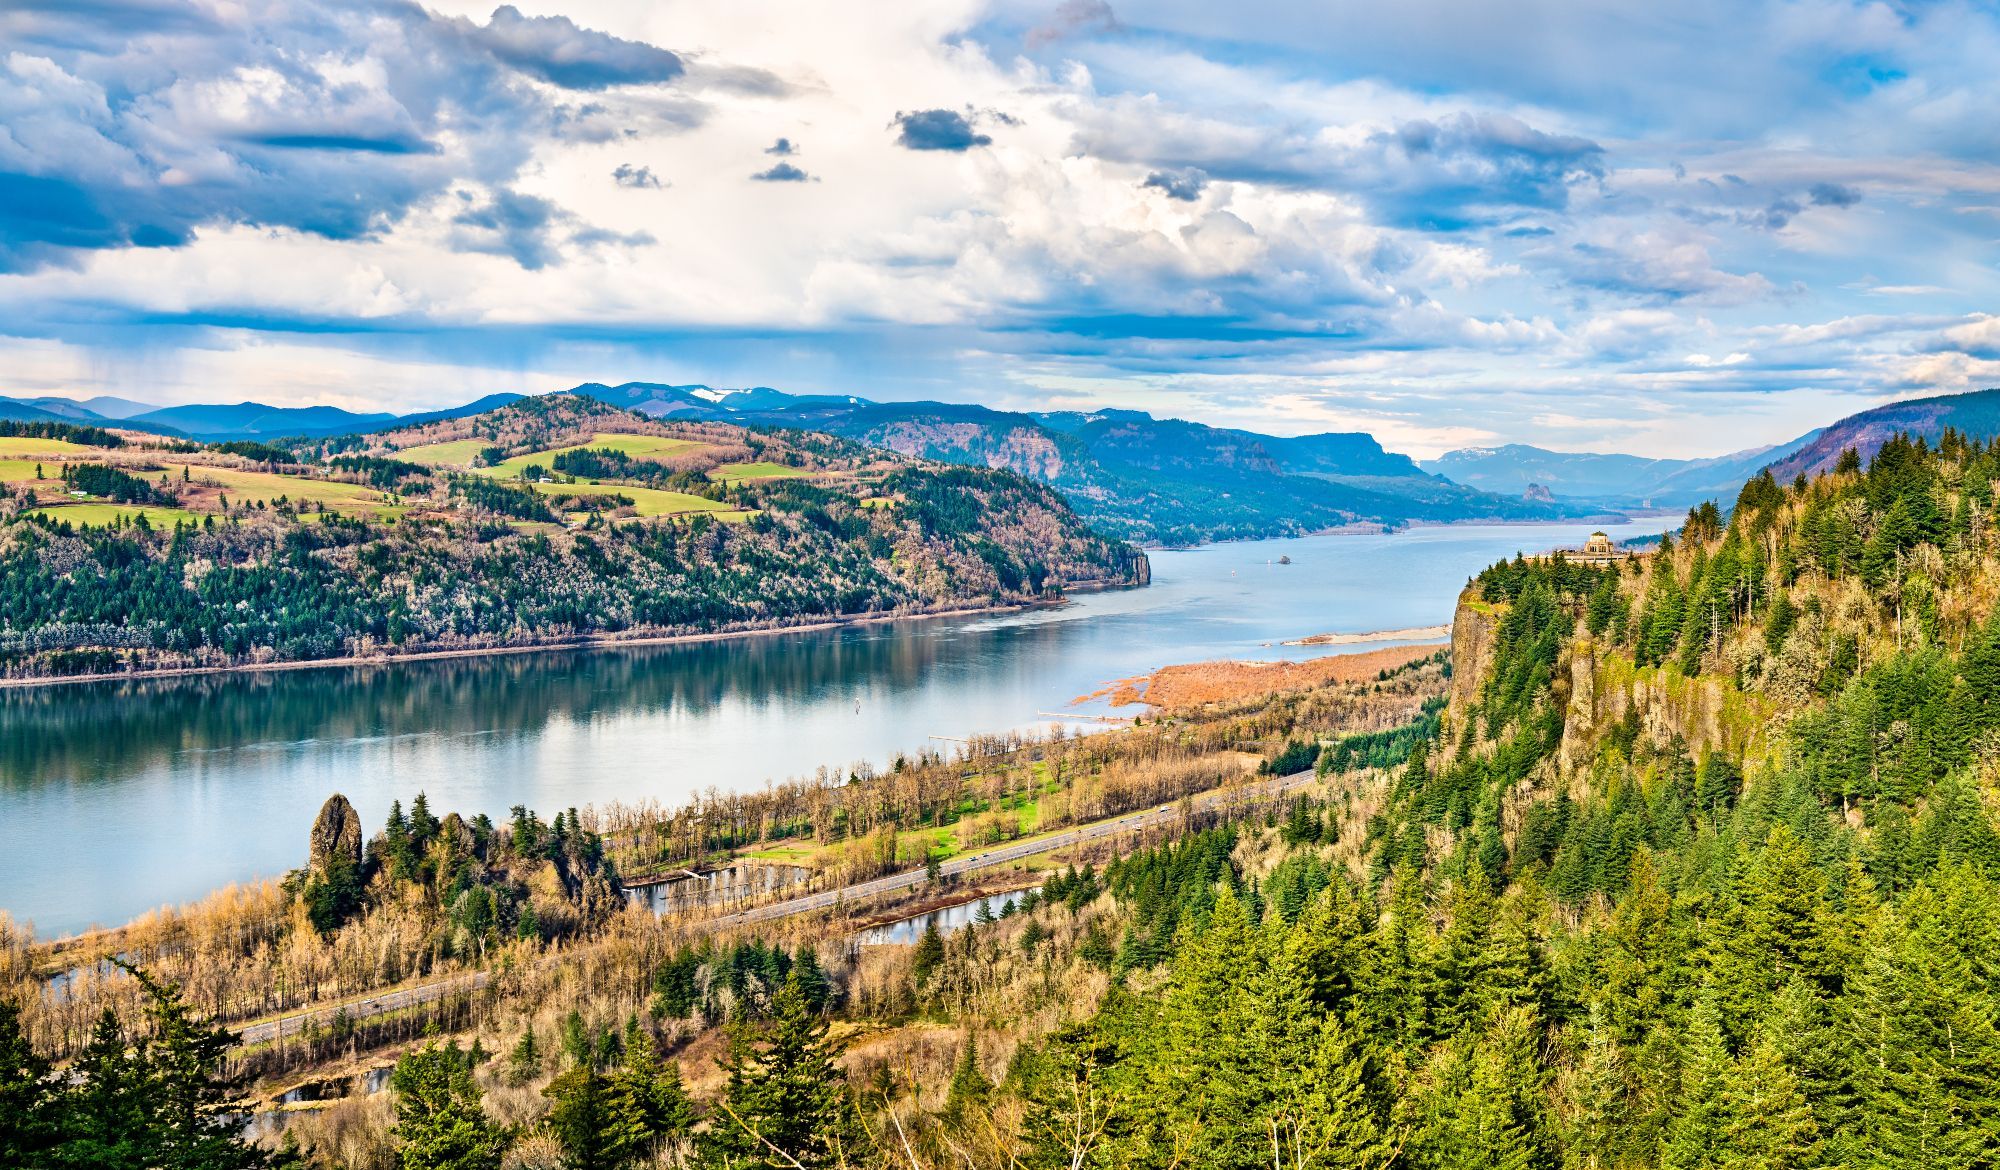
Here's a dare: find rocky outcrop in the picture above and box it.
[438,812,477,856]
[308,794,363,877]
[1558,639,1778,774]
[1447,592,1499,729]
[1451,582,1778,777]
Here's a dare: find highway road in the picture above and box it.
[231,768,1319,1044]
[235,972,490,1045]
[715,766,1321,926]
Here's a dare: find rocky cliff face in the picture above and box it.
[1447,594,1498,730]
[308,794,363,877]
[1449,583,1773,777]
[1558,640,1776,773]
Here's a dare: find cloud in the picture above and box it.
[1067,102,1602,229]
[751,161,812,182]
[1027,0,1122,50]
[6,0,2000,461]
[471,5,683,90]
[450,189,564,270]
[0,0,732,274]
[1743,197,1805,231]
[1925,314,2000,360]
[1551,226,1775,304]
[1142,167,1208,201]
[1572,309,1685,361]
[892,109,992,151]
[1366,113,1605,229]
[612,163,663,189]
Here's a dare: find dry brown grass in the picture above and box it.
[1104,642,1443,709]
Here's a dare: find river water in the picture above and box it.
[0,519,1673,935]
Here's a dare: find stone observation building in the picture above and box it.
[1571,531,1631,564]
[1531,530,1632,566]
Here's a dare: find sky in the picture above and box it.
[2,0,1999,459]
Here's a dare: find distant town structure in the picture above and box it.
[1531,530,1632,566]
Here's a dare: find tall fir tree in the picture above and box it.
[712,968,860,1169]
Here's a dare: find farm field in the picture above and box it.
[30,503,203,528]
[708,460,806,482]
[393,438,488,468]
[0,437,95,458]
[482,432,710,478]
[0,459,58,483]
[548,481,739,518]
[173,466,391,515]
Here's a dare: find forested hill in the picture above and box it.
[957,431,2000,1168]
[1762,385,2000,483]
[0,398,1145,680]
[1355,430,2000,1166]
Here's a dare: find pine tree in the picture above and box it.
[711,969,859,1169]
[1293,1014,1394,1170]
[910,921,945,989]
[545,1067,618,1170]
[1660,996,1732,1170]
[49,967,273,1170]
[390,1042,507,1170]
[1720,1036,1820,1170]
[1843,869,2000,1170]
[507,1029,540,1086]
[49,1010,150,1170]
[601,1028,695,1165]
[943,1032,991,1120]
[1563,1002,1628,1170]
[0,1000,54,1170]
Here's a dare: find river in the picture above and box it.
[0,519,1674,935]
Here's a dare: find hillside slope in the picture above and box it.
[720,394,1610,544]
[1763,386,2000,481]
[0,397,1144,679]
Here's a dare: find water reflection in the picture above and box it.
[854,888,1034,946]
[0,519,1677,935]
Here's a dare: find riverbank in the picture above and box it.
[0,596,1089,692]
[1283,624,1451,646]
[1089,641,1445,710]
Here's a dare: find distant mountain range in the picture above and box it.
[0,392,523,442]
[557,382,1609,544]
[13,381,2000,544]
[1426,388,2000,509]
[1421,434,1822,510]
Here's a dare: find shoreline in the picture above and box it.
[1077,641,1445,711]
[0,594,1114,693]
[1282,624,1452,647]
[1132,510,1679,551]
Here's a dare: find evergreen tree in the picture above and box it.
[0,1000,54,1170]
[910,921,945,989]
[47,967,274,1170]
[390,1042,507,1170]
[601,1029,695,1166]
[1720,1036,1820,1170]
[507,1029,540,1086]
[1563,1002,1628,1170]
[943,1033,991,1121]
[544,1067,617,1170]
[1660,997,1732,1170]
[711,969,859,1169]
